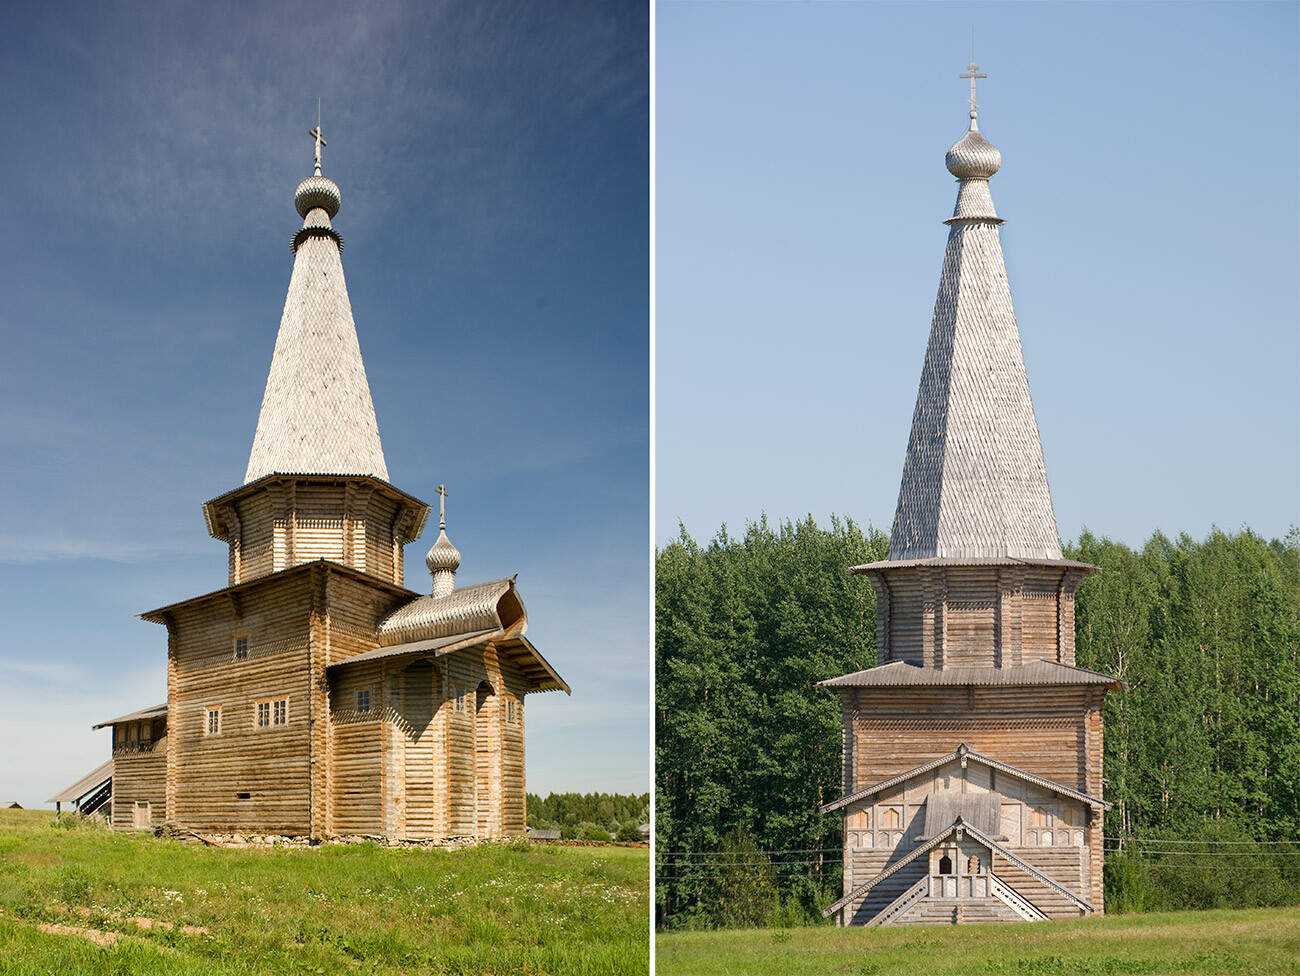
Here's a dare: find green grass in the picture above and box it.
[0,810,648,975]
[655,906,1300,976]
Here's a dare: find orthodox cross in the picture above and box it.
[309,121,327,176]
[436,484,448,527]
[960,61,986,115]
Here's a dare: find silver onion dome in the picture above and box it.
[945,116,1002,180]
[426,527,461,575]
[295,175,341,219]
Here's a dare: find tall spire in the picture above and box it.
[887,67,1061,561]
[244,128,389,484]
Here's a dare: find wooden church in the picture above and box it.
[818,68,1123,925]
[77,131,568,840]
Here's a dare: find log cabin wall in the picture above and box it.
[165,573,316,834]
[845,685,1101,794]
[109,720,167,830]
[224,480,407,587]
[866,565,1085,669]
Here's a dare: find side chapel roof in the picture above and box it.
[244,139,389,484]
[887,95,1061,562]
[47,759,115,804]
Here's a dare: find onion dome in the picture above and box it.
[295,175,340,219]
[945,114,1001,179]
[426,526,461,576]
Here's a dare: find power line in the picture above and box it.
[1104,836,1300,845]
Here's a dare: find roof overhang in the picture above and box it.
[92,703,167,730]
[820,743,1110,814]
[327,629,500,669]
[817,660,1126,692]
[139,559,415,624]
[497,632,570,695]
[201,472,431,543]
[851,556,1100,575]
[47,759,114,804]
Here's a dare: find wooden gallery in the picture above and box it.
[817,69,1124,926]
[51,133,569,840]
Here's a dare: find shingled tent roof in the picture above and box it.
[244,159,388,483]
[887,112,1061,562]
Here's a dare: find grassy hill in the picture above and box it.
[656,906,1300,976]
[0,810,648,975]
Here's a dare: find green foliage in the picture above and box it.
[526,791,648,830]
[656,515,888,928]
[657,518,1300,928]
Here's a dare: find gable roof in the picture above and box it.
[920,791,1003,840]
[47,759,114,804]
[819,743,1109,814]
[822,815,1095,917]
[818,660,1124,691]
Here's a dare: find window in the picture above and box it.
[506,699,517,723]
[233,636,249,661]
[454,687,465,712]
[206,708,221,735]
[938,854,953,875]
[357,689,371,714]
[257,698,288,727]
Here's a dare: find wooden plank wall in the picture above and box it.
[846,686,1098,793]
[110,734,167,831]
[167,574,315,834]
[329,660,384,835]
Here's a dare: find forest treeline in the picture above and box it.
[655,518,1300,928]
[526,791,649,841]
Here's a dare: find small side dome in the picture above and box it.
[945,122,1002,179]
[426,528,461,575]
[295,175,341,219]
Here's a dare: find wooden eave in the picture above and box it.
[47,759,114,804]
[822,817,1095,917]
[819,743,1110,814]
[92,703,167,730]
[201,472,431,542]
[851,556,1100,575]
[327,629,501,669]
[139,559,415,624]
[496,633,571,695]
[817,660,1126,691]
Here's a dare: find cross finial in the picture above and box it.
[436,484,448,528]
[959,61,987,119]
[309,109,327,177]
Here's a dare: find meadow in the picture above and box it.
[0,810,648,975]
[655,906,1300,976]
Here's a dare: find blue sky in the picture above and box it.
[0,0,648,808]
[657,1,1298,551]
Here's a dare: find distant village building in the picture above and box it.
[818,68,1123,926]
[52,130,568,840]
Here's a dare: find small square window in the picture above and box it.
[234,636,249,660]
[356,689,370,714]
[206,708,221,735]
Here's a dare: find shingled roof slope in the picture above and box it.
[244,170,388,483]
[888,116,1060,562]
